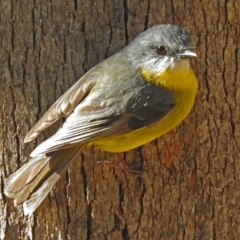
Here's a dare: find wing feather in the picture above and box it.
[24,69,97,143]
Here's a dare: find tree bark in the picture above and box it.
[1,0,240,239]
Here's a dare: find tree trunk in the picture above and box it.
[1,0,239,239]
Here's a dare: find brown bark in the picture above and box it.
[1,0,240,239]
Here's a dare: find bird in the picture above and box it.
[4,24,198,215]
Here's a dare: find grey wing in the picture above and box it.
[24,68,97,143]
[30,79,176,157]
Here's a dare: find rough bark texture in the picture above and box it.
[1,0,240,239]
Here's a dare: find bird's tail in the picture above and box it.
[4,146,83,215]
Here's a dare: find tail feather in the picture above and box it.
[4,146,83,215]
[4,154,49,199]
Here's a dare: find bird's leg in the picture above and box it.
[116,153,143,174]
[96,152,147,174]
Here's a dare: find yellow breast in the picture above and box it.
[89,64,198,152]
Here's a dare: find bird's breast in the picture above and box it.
[89,67,198,153]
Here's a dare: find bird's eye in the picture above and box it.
[156,46,167,55]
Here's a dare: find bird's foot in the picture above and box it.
[96,153,151,174]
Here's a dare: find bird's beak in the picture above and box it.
[176,50,197,58]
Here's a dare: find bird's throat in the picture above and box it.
[141,60,198,93]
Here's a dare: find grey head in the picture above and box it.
[124,24,197,75]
